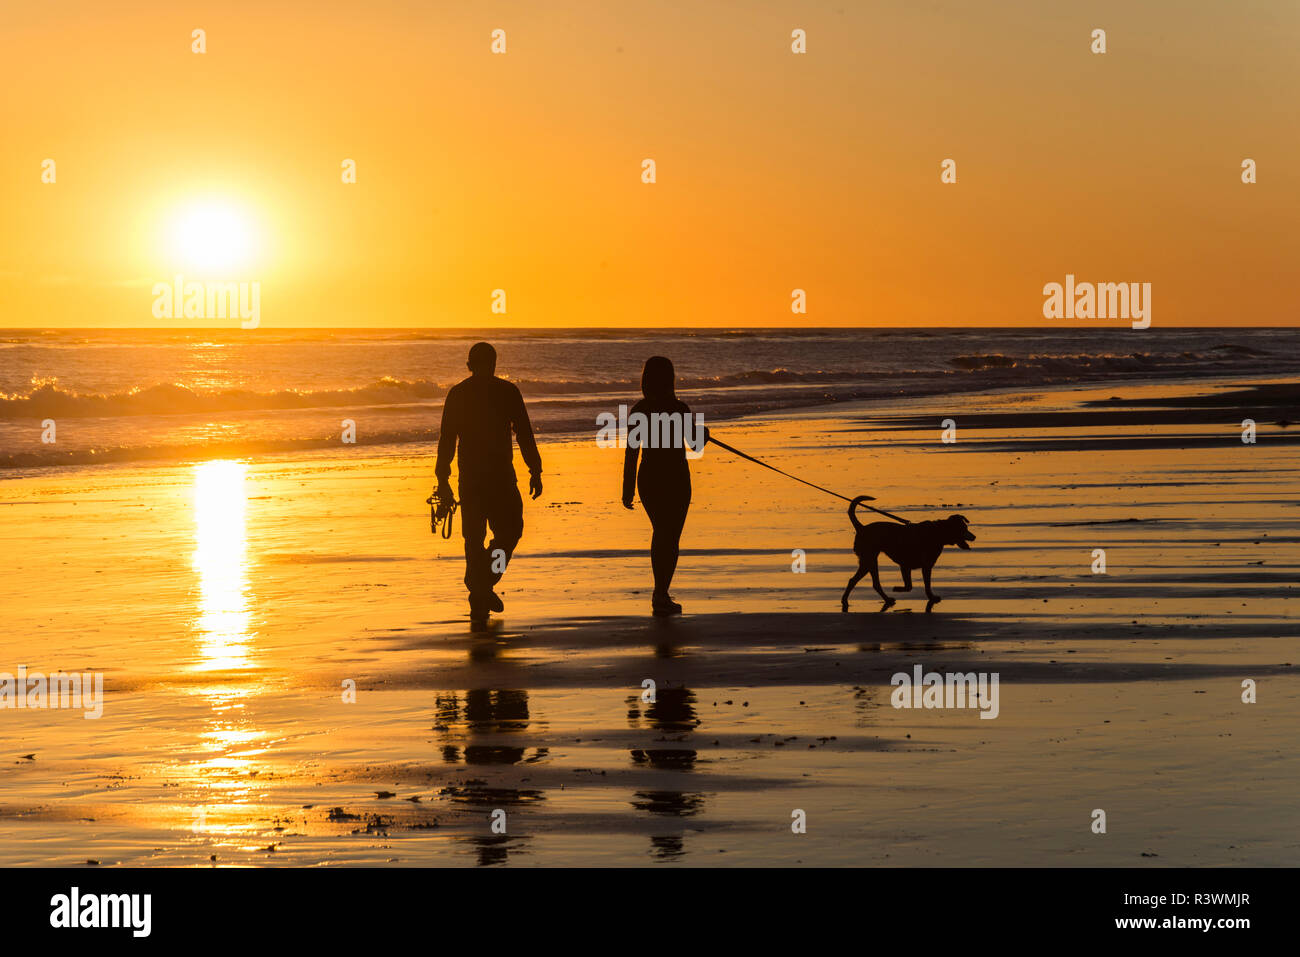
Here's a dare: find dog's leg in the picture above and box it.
[841,562,868,611]
[922,564,940,603]
[868,556,894,604]
[893,566,913,593]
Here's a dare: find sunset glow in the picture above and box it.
[1,1,1296,327]
[166,200,261,274]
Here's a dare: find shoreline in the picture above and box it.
[2,370,1294,480]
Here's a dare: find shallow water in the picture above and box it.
[3,327,1295,468]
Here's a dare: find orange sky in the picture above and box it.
[1,0,1297,327]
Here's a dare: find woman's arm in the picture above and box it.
[622,441,638,508]
[681,400,709,456]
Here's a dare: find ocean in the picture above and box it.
[0,327,1292,471]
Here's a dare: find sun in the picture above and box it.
[166,200,260,273]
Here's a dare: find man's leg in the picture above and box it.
[458,488,490,618]
[484,480,525,593]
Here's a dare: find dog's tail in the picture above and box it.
[848,495,873,530]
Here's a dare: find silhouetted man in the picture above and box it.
[435,342,542,628]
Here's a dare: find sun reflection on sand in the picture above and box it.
[191,459,254,671]
[184,685,274,843]
[185,461,274,846]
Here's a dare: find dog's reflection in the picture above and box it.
[875,597,942,614]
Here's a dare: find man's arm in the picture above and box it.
[511,386,542,476]
[434,389,459,486]
[510,385,543,499]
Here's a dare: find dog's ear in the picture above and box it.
[949,514,974,548]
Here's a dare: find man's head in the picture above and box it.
[467,341,497,376]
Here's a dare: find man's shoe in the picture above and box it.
[468,595,490,630]
[651,593,683,616]
[488,590,504,613]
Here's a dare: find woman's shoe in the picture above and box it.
[652,593,683,616]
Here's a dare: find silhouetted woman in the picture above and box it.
[622,356,702,615]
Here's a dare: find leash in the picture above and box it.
[426,488,458,538]
[706,435,911,524]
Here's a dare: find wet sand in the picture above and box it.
[0,376,1296,865]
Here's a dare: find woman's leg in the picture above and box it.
[644,495,690,598]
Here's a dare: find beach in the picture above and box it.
[1,372,1296,866]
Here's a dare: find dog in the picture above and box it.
[841,496,974,609]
